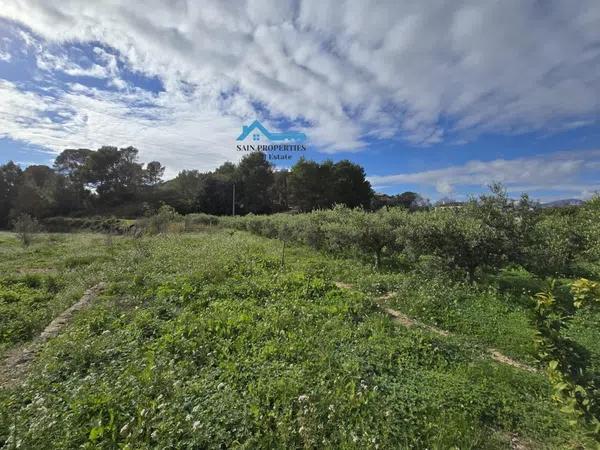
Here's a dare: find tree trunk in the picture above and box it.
[374,249,381,270]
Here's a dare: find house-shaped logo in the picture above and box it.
[236,120,307,142]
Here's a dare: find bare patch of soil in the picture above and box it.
[489,349,537,373]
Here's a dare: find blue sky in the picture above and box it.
[1,1,599,202]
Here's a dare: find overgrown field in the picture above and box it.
[1,224,599,448]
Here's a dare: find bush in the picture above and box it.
[184,213,220,231]
[400,209,501,278]
[41,216,130,234]
[524,215,587,276]
[201,186,600,278]
[137,205,183,235]
[13,214,41,246]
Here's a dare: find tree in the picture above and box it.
[464,183,538,267]
[196,161,239,215]
[54,148,93,178]
[236,152,274,214]
[289,158,373,211]
[372,191,430,210]
[324,206,405,269]
[0,161,22,227]
[331,160,373,208]
[288,158,329,212]
[83,146,144,205]
[198,174,234,215]
[162,170,205,214]
[53,149,93,213]
[272,169,289,212]
[13,165,59,218]
[144,161,165,186]
[1,146,383,221]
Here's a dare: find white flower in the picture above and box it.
[192,421,201,430]
[298,394,309,402]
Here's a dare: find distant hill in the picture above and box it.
[541,198,584,208]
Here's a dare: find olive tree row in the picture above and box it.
[221,189,600,278]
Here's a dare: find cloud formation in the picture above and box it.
[369,149,600,199]
[0,0,599,176]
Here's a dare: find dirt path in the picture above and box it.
[334,281,537,373]
[0,282,107,389]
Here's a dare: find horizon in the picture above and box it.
[1,1,600,202]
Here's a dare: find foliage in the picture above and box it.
[371,191,429,210]
[137,205,183,235]
[42,217,131,234]
[0,232,130,357]
[12,214,41,246]
[1,186,599,448]
[525,214,588,276]
[0,148,378,226]
[221,187,600,279]
[0,231,596,448]
[0,162,22,228]
[531,280,600,439]
[0,275,59,351]
[400,209,499,278]
[236,152,274,214]
[184,213,220,231]
[287,158,373,211]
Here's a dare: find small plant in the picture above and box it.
[13,214,41,246]
[104,230,115,250]
[532,280,600,439]
[137,205,182,235]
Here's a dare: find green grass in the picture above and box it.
[0,232,136,357]
[0,231,597,448]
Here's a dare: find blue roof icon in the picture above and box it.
[236,120,306,142]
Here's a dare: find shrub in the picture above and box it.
[13,214,41,246]
[216,185,600,278]
[399,209,501,278]
[184,213,220,231]
[323,206,406,268]
[524,215,587,276]
[41,217,130,234]
[137,205,183,235]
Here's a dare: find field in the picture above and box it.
[1,222,599,448]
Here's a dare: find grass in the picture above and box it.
[0,230,597,448]
[0,233,135,357]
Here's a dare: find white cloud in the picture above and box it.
[0,0,599,173]
[0,79,242,177]
[36,50,109,78]
[368,149,600,199]
[0,36,12,61]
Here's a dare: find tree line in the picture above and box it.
[0,146,422,228]
[221,186,600,277]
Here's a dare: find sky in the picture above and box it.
[0,0,599,202]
